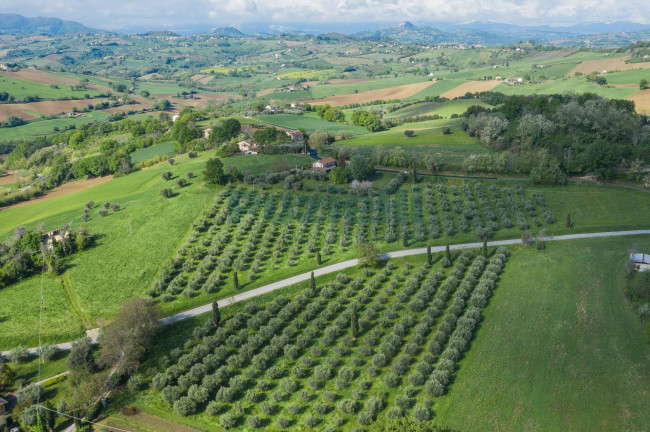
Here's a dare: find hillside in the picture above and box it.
[0,13,101,35]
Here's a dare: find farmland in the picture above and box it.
[255,113,369,135]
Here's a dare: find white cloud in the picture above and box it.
[0,0,649,31]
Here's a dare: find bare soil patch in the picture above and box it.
[303,81,435,107]
[0,99,94,121]
[626,89,650,115]
[190,74,214,84]
[0,171,20,186]
[569,57,650,76]
[440,80,502,99]
[2,175,113,210]
[1,69,77,85]
[257,87,278,97]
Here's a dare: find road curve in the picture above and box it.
[3,229,649,356]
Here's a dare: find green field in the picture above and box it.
[0,74,103,100]
[130,142,176,164]
[386,100,490,119]
[435,235,650,431]
[256,113,369,135]
[601,69,650,85]
[0,110,110,141]
[407,80,465,99]
[492,78,639,98]
[309,76,428,99]
[0,153,312,347]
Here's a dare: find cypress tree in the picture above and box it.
[351,309,358,339]
[310,271,316,291]
[403,230,408,247]
[233,271,239,290]
[483,239,488,258]
[426,245,432,265]
[566,213,572,230]
[317,252,322,265]
[212,301,220,327]
[445,243,451,261]
[412,167,417,184]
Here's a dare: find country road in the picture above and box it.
[2,229,649,357]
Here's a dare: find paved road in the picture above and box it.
[3,229,649,356]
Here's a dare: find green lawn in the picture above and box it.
[602,69,650,85]
[256,113,369,135]
[435,235,650,431]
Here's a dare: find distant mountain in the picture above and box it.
[210,27,244,37]
[0,13,101,35]
[353,21,650,47]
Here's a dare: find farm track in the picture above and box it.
[3,229,649,356]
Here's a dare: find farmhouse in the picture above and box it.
[630,253,650,271]
[42,229,71,252]
[286,130,304,141]
[311,157,337,172]
[238,140,258,154]
[265,105,280,113]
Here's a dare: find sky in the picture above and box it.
[1,0,649,32]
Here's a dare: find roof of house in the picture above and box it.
[630,253,650,265]
[317,157,336,165]
[287,130,303,136]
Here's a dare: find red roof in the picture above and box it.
[287,131,303,136]
[318,157,336,165]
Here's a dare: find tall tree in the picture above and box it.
[317,252,322,265]
[67,337,96,375]
[426,245,432,265]
[204,158,227,185]
[445,243,451,261]
[0,360,13,391]
[483,239,488,258]
[566,213,572,230]
[351,309,359,339]
[310,271,316,291]
[358,243,380,268]
[233,271,239,290]
[212,301,221,327]
[98,298,161,376]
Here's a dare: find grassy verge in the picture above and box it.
[435,235,650,431]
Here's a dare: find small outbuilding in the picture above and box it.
[286,130,304,141]
[630,253,650,272]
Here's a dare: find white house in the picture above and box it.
[311,157,337,172]
[265,105,280,113]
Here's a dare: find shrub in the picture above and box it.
[247,415,261,428]
[337,398,358,414]
[177,178,187,187]
[161,188,173,198]
[8,346,30,363]
[127,374,145,391]
[162,171,173,180]
[413,403,431,421]
[277,417,290,428]
[173,396,197,416]
[357,411,373,425]
[383,373,400,388]
[98,209,108,217]
[220,413,236,429]
[425,378,444,397]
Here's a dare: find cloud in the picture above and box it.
[0,0,648,31]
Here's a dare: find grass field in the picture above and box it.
[0,110,110,141]
[0,74,103,100]
[493,78,639,99]
[406,80,466,100]
[602,69,650,85]
[255,113,369,135]
[386,100,490,119]
[130,142,176,165]
[435,235,650,431]
[277,69,336,80]
[0,153,312,347]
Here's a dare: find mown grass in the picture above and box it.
[255,113,369,135]
[435,235,650,431]
[602,69,650,85]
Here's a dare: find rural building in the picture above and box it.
[311,157,337,172]
[630,253,650,272]
[172,114,180,122]
[286,130,304,141]
[204,128,212,139]
[265,105,280,113]
[42,229,70,252]
[0,397,7,427]
[238,140,258,154]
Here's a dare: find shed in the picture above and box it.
[630,253,650,272]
